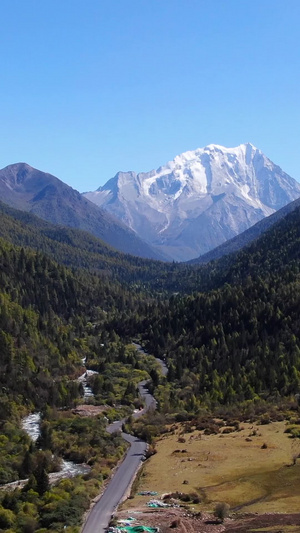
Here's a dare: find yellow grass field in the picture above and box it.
[126,421,300,514]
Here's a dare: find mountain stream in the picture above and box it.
[21,412,90,481]
[3,344,166,501]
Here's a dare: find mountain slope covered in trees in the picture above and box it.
[0,233,155,415]
[131,205,300,409]
[0,200,225,293]
[0,192,300,530]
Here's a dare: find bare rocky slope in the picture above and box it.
[84,143,300,261]
[190,195,300,264]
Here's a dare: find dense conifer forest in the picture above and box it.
[132,207,300,408]
[0,201,300,531]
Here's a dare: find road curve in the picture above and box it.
[82,348,167,533]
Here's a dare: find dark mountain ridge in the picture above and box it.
[2,193,300,295]
[0,199,170,284]
[0,163,165,261]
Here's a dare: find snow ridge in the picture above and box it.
[83,143,300,261]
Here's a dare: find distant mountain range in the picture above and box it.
[0,163,164,260]
[1,144,300,264]
[2,163,300,296]
[84,143,300,261]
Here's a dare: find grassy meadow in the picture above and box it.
[125,420,300,514]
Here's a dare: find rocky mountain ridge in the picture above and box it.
[0,163,164,260]
[84,143,300,261]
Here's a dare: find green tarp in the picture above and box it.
[119,527,158,533]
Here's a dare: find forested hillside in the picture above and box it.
[0,237,158,532]
[0,200,233,294]
[2,201,300,414]
[0,201,200,291]
[127,206,300,410]
[0,235,151,413]
[1,200,300,531]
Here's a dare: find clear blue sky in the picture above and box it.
[1,0,300,191]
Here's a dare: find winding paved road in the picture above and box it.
[82,348,167,533]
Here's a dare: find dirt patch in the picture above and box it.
[116,507,226,533]
[225,513,300,532]
[72,404,109,416]
[116,508,300,533]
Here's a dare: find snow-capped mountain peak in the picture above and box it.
[83,144,300,261]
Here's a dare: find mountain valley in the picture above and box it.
[0,151,300,532]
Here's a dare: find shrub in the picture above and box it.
[163,491,200,504]
[175,411,189,422]
[203,424,219,435]
[213,502,230,522]
[260,414,271,425]
[0,507,15,529]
